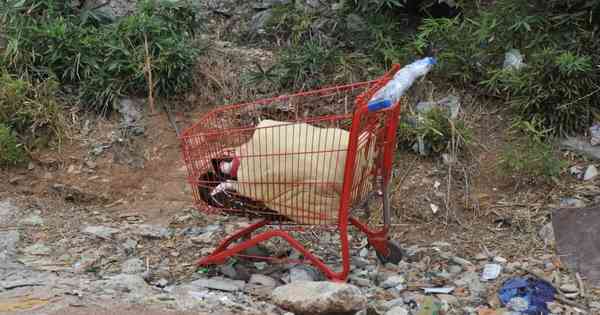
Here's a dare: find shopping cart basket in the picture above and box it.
[179,65,405,281]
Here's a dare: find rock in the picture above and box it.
[121,258,145,274]
[97,274,155,298]
[156,278,168,288]
[122,239,137,254]
[359,247,369,258]
[20,214,44,226]
[385,306,410,315]
[560,197,585,208]
[290,265,321,282]
[381,275,406,289]
[448,265,463,274]
[191,277,245,292]
[219,264,238,279]
[272,281,367,315]
[249,274,278,287]
[583,165,598,180]
[538,223,555,246]
[130,224,172,239]
[345,13,367,33]
[23,243,51,255]
[249,9,273,35]
[83,225,120,239]
[559,283,578,293]
[381,298,405,310]
[116,98,144,135]
[437,294,458,305]
[590,124,600,146]
[561,137,600,160]
[416,95,460,120]
[590,301,600,309]
[352,256,370,268]
[349,276,371,287]
[547,301,563,314]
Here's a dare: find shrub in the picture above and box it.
[403,0,600,135]
[498,119,566,181]
[0,123,26,166]
[0,72,67,147]
[398,107,473,154]
[1,0,203,112]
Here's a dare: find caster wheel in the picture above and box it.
[376,240,404,265]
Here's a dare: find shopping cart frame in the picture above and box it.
[180,65,404,281]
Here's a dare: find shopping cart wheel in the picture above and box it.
[376,240,404,265]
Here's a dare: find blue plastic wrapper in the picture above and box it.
[498,277,556,315]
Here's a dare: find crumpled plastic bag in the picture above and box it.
[498,277,556,315]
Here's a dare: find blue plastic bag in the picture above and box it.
[498,277,556,315]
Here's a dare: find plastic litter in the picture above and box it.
[481,264,502,281]
[423,287,454,294]
[498,277,556,315]
[503,49,525,70]
[368,57,436,110]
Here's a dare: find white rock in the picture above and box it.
[385,306,410,315]
[272,281,366,315]
[584,165,598,180]
[381,275,406,289]
[560,283,578,293]
[83,225,120,239]
[191,277,245,292]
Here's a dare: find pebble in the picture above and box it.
[290,265,320,282]
[559,283,579,293]
[130,224,172,239]
[249,274,278,287]
[384,306,410,315]
[381,275,406,289]
[191,277,245,292]
[381,298,405,310]
[351,256,370,269]
[448,265,463,274]
[349,275,371,287]
[359,247,369,258]
[219,264,238,279]
[83,225,120,239]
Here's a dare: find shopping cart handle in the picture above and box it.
[367,99,392,112]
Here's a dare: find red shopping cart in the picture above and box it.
[179,65,404,281]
